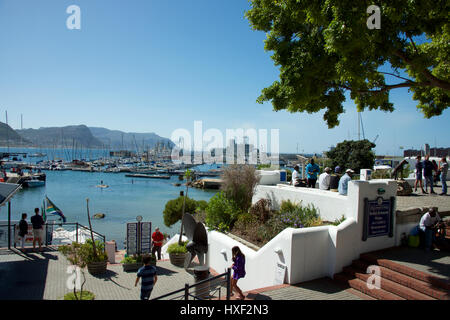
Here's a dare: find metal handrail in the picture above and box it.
[0,221,106,249]
[152,268,231,301]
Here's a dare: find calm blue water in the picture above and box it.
[3,167,216,249]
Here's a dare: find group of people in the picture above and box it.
[18,208,45,252]
[414,155,448,195]
[291,160,355,196]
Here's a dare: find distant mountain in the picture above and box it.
[89,127,174,151]
[0,122,30,146]
[17,125,103,148]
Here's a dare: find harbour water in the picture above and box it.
[0,147,218,249]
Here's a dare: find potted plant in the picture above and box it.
[84,198,108,275]
[121,254,156,272]
[59,242,95,300]
[167,241,188,267]
[82,239,108,275]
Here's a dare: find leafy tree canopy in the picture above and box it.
[326,139,376,173]
[245,0,450,128]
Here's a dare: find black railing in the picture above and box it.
[152,268,231,301]
[0,221,106,249]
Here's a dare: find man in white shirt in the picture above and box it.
[419,208,444,251]
[318,167,332,190]
[291,165,301,187]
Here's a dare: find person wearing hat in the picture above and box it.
[338,169,354,195]
[318,167,332,190]
[151,227,164,260]
[329,166,341,192]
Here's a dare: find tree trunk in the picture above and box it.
[86,199,97,259]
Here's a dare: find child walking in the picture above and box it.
[135,255,158,300]
[230,246,246,300]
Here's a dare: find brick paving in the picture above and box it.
[397,193,450,213]
[0,248,364,300]
[0,248,205,300]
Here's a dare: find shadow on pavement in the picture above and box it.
[0,250,50,299]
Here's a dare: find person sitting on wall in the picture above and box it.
[318,167,332,190]
[338,169,354,196]
[329,166,341,192]
[291,165,301,187]
[418,208,446,251]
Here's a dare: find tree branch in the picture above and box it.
[394,50,450,91]
[379,72,414,83]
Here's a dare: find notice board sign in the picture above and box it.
[140,222,152,254]
[126,223,138,255]
[126,221,152,255]
[362,197,395,241]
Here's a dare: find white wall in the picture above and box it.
[253,184,349,222]
[205,180,398,291]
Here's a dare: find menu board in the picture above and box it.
[126,221,152,255]
[126,223,138,255]
[140,222,152,254]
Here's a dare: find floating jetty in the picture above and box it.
[125,174,171,179]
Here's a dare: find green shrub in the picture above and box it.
[205,192,240,232]
[332,215,346,226]
[167,241,188,254]
[80,239,108,263]
[64,291,95,300]
[163,196,198,227]
[221,165,260,213]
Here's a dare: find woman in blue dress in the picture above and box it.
[231,246,246,300]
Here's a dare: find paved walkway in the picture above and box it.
[0,248,205,300]
[397,193,450,213]
[0,248,363,300]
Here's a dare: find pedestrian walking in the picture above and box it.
[151,227,164,260]
[135,254,158,300]
[230,246,246,300]
[414,155,426,194]
[439,157,448,195]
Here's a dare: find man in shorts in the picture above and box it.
[31,208,45,252]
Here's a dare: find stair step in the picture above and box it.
[352,259,449,300]
[360,253,450,291]
[334,273,405,300]
[343,266,436,300]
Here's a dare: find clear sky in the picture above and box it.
[0,0,448,155]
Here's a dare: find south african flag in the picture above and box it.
[45,196,66,223]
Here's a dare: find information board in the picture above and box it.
[126,223,138,255]
[140,222,152,254]
[126,221,152,255]
[366,197,392,238]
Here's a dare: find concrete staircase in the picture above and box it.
[334,252,450,300]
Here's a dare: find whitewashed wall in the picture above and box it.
[205,180,398,292]
[253,184,350,222]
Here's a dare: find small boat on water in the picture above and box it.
[25,177,45,188]
[125,174,171,179]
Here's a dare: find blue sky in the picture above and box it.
[0,0,448,155]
